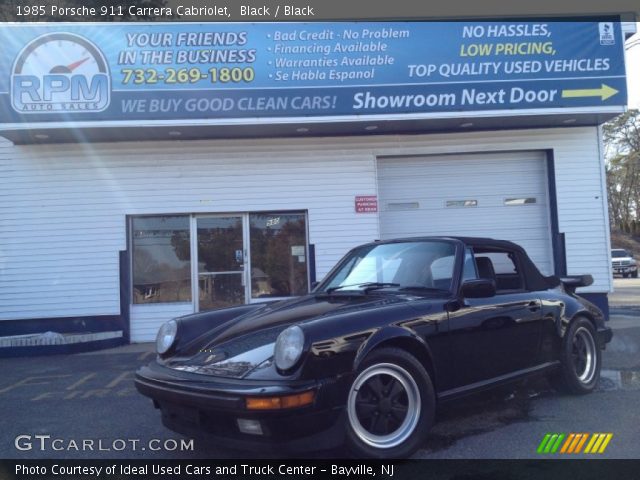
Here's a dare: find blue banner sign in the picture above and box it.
[0,21,627,125]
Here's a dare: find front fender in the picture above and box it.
[354,326,434,373]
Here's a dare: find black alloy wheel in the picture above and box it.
[346,347,435,458]
[549,317,601,394]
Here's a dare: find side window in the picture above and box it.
[430,255,454,290]
[430,255,454,280]
[482,252,517,275]
[462,248,478,281]
[475,251,524,292]
[434,250,481,281]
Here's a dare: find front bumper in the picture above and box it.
[612,265,637,274]
[135,362,349,452]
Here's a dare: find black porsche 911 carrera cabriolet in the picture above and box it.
[135,237,612,458]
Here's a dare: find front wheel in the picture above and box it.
[549,317,601,394]
[345,348,435,458]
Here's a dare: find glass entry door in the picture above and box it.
[191,212,309,312]
[195,216,247,311]
[249,212,308,299]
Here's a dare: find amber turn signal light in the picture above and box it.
[245,390,315,410]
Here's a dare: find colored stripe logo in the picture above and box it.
[537,433,613,454]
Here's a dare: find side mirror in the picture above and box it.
[310,281,320,290]
[461,279,496,298]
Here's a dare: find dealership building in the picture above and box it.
[0,19,635,352]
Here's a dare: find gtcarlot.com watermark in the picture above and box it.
[15,434,194,452]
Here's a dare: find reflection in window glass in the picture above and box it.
[250,213,308,298]
[132,216,191,304]
[340,256,402,285]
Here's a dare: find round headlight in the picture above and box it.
[274,326,305,371]
[156,319,178,355]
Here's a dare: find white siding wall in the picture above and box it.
[0,138,379,341]
[0,127,611,342]
[130,303,194,343]
[377,151,554,275]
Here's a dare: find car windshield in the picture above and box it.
[320,240,457,294]
[612,250,629,258]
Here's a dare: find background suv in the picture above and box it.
[611,249,638,278]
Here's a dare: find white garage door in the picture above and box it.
[377,151,554,275]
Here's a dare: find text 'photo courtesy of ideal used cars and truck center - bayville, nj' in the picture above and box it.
[0,0,639,470]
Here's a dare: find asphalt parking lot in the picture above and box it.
[609,277,640,308]
[0,279,638,460]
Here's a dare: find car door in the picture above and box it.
[448,249,543,389]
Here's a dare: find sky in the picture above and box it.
[626,24,640,109]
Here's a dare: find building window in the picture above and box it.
[131,212,309,308]
[387,202,420,210]
[446,200,478,208]
[132,216,191,304]
[250,212,309,299]
[504,197,537,206]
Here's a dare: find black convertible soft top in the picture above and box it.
[454,236,560,291]
[379,236,560,292]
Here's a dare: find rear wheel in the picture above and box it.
[549,317,601,394]
[632,270,638,278]
[345,348,435,458]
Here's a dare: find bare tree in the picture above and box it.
[604,109,640,235]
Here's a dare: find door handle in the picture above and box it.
[527,301,540,312]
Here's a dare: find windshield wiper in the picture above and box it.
[326,282,400,294]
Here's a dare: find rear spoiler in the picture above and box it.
[559,275,594,293]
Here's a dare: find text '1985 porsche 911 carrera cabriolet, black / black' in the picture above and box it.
[135,237,612,458]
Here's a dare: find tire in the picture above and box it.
[549,317,601,395]
[345,347,435,458]
[632,271,638,278]
[622,273,629,278]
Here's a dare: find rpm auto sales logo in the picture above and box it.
[11,32,111,113]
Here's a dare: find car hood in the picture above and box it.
[165,293,418,378]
